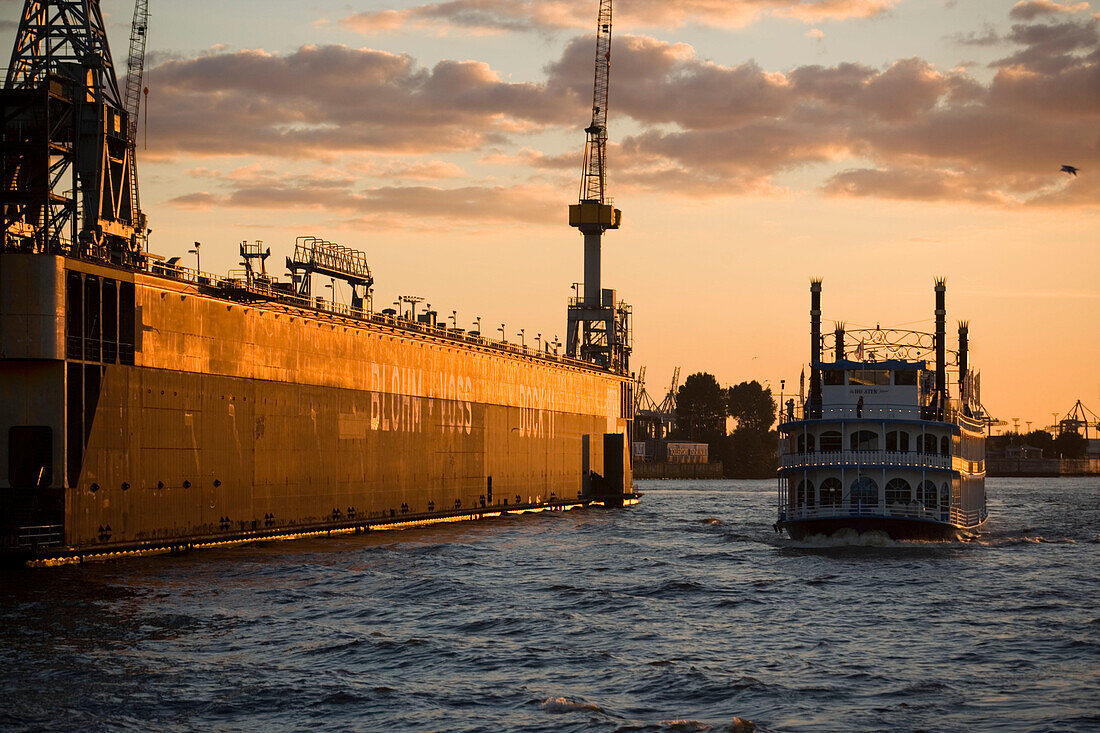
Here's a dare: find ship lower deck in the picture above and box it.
[779,514,976,541]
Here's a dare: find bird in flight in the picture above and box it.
[1061,165,1079,176]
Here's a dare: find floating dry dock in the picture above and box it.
[0,0,636,564]
[0,249,636,564]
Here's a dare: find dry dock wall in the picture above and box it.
[0,254,632,553]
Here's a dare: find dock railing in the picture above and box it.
[144,257,605,373]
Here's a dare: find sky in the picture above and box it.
[5,0,1098,432]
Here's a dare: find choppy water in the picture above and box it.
[2,478,1098,732]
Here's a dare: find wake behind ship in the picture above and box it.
[0,1,637,564]
[776,279,989,541]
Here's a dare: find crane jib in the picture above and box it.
[579,0,614,205]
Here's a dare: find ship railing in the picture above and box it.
[948,505,987,528]
[780,450,952,470]
[16,524,64,548]
[145,256,622,374]
[778,403,969,425]
[784,503,948,523]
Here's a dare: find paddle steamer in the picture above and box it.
[776,279,988,541]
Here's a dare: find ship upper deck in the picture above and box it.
[779,358,986,435]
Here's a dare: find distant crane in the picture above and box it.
[124,0,150,240]
[633,367,680,442]
[633,365,649,414]
[658,366,681,414]
[1053,400,1100,440]
[565,0,629,372]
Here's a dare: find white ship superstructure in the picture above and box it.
[777,279,987,541]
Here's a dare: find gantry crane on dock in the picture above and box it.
[565,0,630,373]
[2,0,145,263]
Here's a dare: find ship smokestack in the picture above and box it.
[958,321,969,404]
[809,279,822,407]
[834,322,845,361]
[935,278,946,398]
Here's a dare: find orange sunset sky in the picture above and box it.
[7,0,1096,430]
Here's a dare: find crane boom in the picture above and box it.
[123,0,149,225]
[580,0,613,204]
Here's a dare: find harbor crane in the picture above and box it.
[633,367,680,441]
[2,0,143,263]
[565,0,630,372]
[1050,400,1100,440]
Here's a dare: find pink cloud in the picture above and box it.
[1009,0,1093,21]
[152,7,1100,216]
[166,169,561,227]
[144,45,579,160]
[339,0,901,36]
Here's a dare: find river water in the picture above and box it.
[1,478,1097,732]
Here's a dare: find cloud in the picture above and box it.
[992,18,1100,72]
[547,19,1099,206]
[821,167,1014,204]
[152,5,1100,217]
[339,0,900,36]
[145,44,579,159]
[805,28,826,40]
[167,169,561,227]
[1009,0,1092,21]
[949,25,1004,46]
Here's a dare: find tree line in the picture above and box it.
[987,430,1088,459]
[671,372,777,478]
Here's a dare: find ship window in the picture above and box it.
[102,279,117,363]
[885,478,911,506]
[885,431,910,452]
[66,272,82,360]
[894,369,918,386]
[119,281,135,365]
[940,483,950,510]
[848,370,889,386]
[820,431,842,452]
[940,436,950,455]
[796,479,814,508]
[851,476,878,506]
[8,426,53,488]
[796,433,815,453]
[84,275,100,362]
[850,430,878,451]
[820,477,842,506]
[823,370,844,386]
[918,480,937,508]
[922,434,938,454]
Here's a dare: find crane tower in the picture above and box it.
[566,0,630,373]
